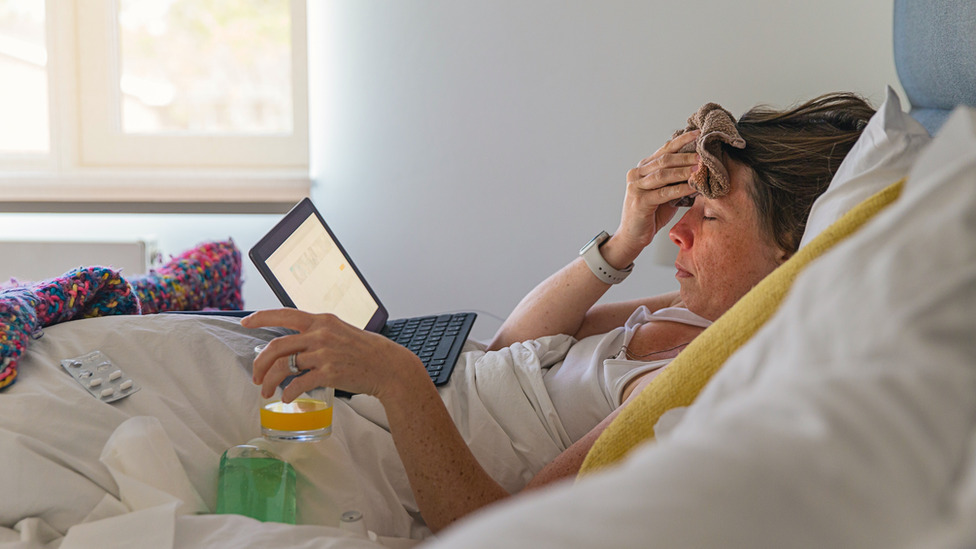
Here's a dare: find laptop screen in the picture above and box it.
[249,198,389,332]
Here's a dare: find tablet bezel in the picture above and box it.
[247,197,390,334]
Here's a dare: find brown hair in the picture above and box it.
[724,92,876,256]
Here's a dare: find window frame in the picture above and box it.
[0,0,310,213]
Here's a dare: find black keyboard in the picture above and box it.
[381,312,477,386]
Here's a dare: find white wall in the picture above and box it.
[0,212,280,303]
[1,1,900,341]
[306,0,900,339]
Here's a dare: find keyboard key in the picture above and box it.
[432,337,454,360]
[380,312,476,387]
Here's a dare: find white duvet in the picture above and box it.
[0,313,577,548]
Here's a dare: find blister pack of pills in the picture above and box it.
[61,350,140,403]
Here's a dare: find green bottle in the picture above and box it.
[215,438,297,524]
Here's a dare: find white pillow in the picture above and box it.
[428,107,976,549]
[798,86,930,248]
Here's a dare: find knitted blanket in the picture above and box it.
[0,240,242,390]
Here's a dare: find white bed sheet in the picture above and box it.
[0,312,577,548]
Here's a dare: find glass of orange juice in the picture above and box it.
[260,389,334,442]
[253,343,334,442]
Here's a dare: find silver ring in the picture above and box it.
[288,353,300,374]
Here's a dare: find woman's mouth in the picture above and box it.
[675,262,693,279]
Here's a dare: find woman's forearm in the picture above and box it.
[381,367,510,533]
[487,237,641,351]
[487,258,607,350]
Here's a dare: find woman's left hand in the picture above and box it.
[242,309,427,403]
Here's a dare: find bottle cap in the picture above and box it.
[339,510,367,535]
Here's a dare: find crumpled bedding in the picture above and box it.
[0,313,577,548]
[0,240,243,391]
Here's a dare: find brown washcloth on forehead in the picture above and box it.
[671,102,746,198]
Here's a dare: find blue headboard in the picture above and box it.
[893,0,976,135]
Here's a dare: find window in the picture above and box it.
[0,0,309,211]
[0,2,49,161]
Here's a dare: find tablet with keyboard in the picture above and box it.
[249,198,476,393]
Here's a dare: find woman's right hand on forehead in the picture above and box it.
[613,130,700,257]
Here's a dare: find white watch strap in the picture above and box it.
[580,231,633,284]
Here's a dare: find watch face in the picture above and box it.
[580,237,596,254]
[580,231,608,255]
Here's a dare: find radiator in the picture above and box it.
[0,239,159,284]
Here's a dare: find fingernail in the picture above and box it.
[691,164,700,173]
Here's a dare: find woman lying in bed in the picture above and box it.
[244,92,875,532]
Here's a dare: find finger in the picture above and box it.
[267,346,329,402]
[632,165,699,191]
[667,129,701,153]
[281,374,316,403]
[661,184,698,212]
[253,334,305,387]
[636,152,700,178]
[259,356,293,398]
[636,130,700,169]
[634,181,697,208]
[241,308,315,332]
[253,334,298,381]
[663,181,698,200]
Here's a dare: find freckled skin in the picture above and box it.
[669,160,787,321]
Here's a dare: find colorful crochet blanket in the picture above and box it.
[0,240,243,390]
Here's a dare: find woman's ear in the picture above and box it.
[777,247,793,264]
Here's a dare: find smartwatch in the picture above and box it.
[579,231,633,284]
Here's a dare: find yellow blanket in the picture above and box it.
[579,178,905,476]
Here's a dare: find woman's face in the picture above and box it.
[668,160,787,321]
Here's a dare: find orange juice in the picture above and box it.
[261,394,333,442]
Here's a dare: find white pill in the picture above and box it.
[120,380,134,391]
[100,388,115,398]
[109,370,123,381]
[89,378,103,387]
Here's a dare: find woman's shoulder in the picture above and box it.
[623,308,709,363]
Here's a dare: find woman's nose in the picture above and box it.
[669,212,694,249]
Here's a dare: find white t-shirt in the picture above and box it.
[542,306,711,442]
